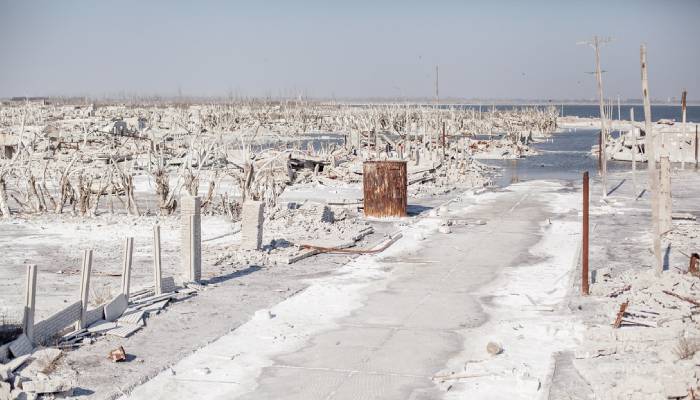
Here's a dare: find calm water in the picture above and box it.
[442,104,700,123]
[484,128,634,187]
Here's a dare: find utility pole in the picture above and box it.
[681,90,687,170]
[579,36,611,198]
[435,64,440,107]
[630,107,637,199]
[641,44,662,276]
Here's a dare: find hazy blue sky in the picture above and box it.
[1,0,698,100]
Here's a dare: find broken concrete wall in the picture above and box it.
[32,301,81,345]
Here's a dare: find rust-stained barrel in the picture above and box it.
[363,160,407,218]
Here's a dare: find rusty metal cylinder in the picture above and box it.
[363,161,407,218]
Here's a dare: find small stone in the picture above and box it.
[13,375,26,390]
[19,377,72,394]
[663,380,689,398]
[438,225,451,234]
[486,342,503,355]
[10,388,37,400]
[0,367,11,382]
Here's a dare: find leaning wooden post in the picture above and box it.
[695,125,699,169]
[121,237,134,298]
[582,172,590,295]
[23,264,37,341]
[77,250,93,329]
[153,225,163,295]
[641,44,662,276]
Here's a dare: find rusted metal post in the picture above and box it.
[688,252,699,276]
[582,171,590,296]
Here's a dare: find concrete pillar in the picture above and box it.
[659,156,672,234]
[77,250,93,329]
[241,201,265,250]
[153,224,163,295]
[23,264,37,341]
[181,196,201,282]
[121,237,134,298]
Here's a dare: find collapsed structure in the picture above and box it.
[0,100,560,397]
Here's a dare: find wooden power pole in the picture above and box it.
[681,90,687,170]
[435,65,440,106]
[579,36,611,198]
[640,44,662,276]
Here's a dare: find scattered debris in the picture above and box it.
[486,341,503,356]
[108,346,127,362]
[612,301,629,329]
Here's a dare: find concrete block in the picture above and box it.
[32,301,81,344]
[8,335,33,358]
[104,294,128,322]
[240,201,264,250]
[22,378,71,394]
[663,380,689,398]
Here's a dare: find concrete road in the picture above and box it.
[125,181,582,400]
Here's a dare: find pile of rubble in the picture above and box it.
[1,347,71,399]
[468,137,538,160]
[0,281,206,398]
[213,202,374,268]
[408,158,492,198]
[59,283,198,349]
[575,268,700,399]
